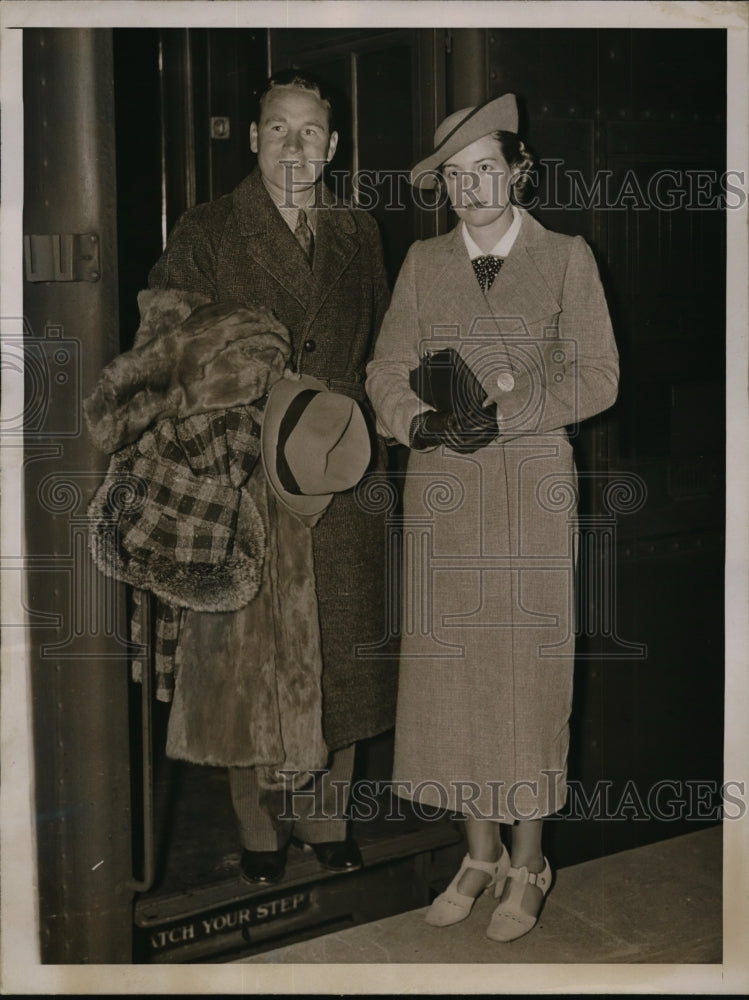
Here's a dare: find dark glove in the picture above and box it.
[409,404,499,454]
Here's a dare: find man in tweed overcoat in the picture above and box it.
[148,69,396,882]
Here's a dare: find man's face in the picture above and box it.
[250,85,338,203]
[441,134,514,229]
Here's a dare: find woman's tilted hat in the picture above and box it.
[410,93,519,190]
[261,371,371,524]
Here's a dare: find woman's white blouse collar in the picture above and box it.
[461,206,522,259]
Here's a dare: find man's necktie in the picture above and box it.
[472,255,504,292]
[294,208,314,265]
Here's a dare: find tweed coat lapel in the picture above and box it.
[231,171,360,336]
[303,185,359,335]
[423,212,562,344]
[233,171,315,309]
[419,226,489,344]
[484,210,562,326]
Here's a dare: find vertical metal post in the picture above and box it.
[447,29,488,112]
[23,28,135,963]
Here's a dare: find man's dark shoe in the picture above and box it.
[239,846,287,885]
[294,836,363,873]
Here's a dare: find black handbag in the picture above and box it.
[409,347,488,417]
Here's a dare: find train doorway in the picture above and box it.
[21,24,726,965]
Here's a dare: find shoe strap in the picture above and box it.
[462,851,504,876]
[507,858,551,894]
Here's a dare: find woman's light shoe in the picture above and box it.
[485,857,552,942]
[425,847,511,927]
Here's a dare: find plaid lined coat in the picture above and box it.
[148,168,397,753]
[90,407,266,615]
[366,211,619,820]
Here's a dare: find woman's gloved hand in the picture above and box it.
[409,404,499,454]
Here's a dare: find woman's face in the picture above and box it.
[441,134,514,230]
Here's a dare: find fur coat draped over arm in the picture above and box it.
[84,288,291,454]
[83,289,329,786]
[84,288,292,612]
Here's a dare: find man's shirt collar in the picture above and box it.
[261,176,317,234]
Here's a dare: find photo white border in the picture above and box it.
[1,1,747,994]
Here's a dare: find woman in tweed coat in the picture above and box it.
[366,94,619,941]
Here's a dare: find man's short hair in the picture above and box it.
[257,69,336,131]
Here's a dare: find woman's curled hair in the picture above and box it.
[492,130,536,202]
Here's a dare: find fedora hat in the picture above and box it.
[261,372,371,524]
[410,93,518,190]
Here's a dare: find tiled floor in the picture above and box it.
[241,825,722,964]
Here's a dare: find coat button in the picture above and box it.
[303,338,316,353]
[496,371,515,391]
